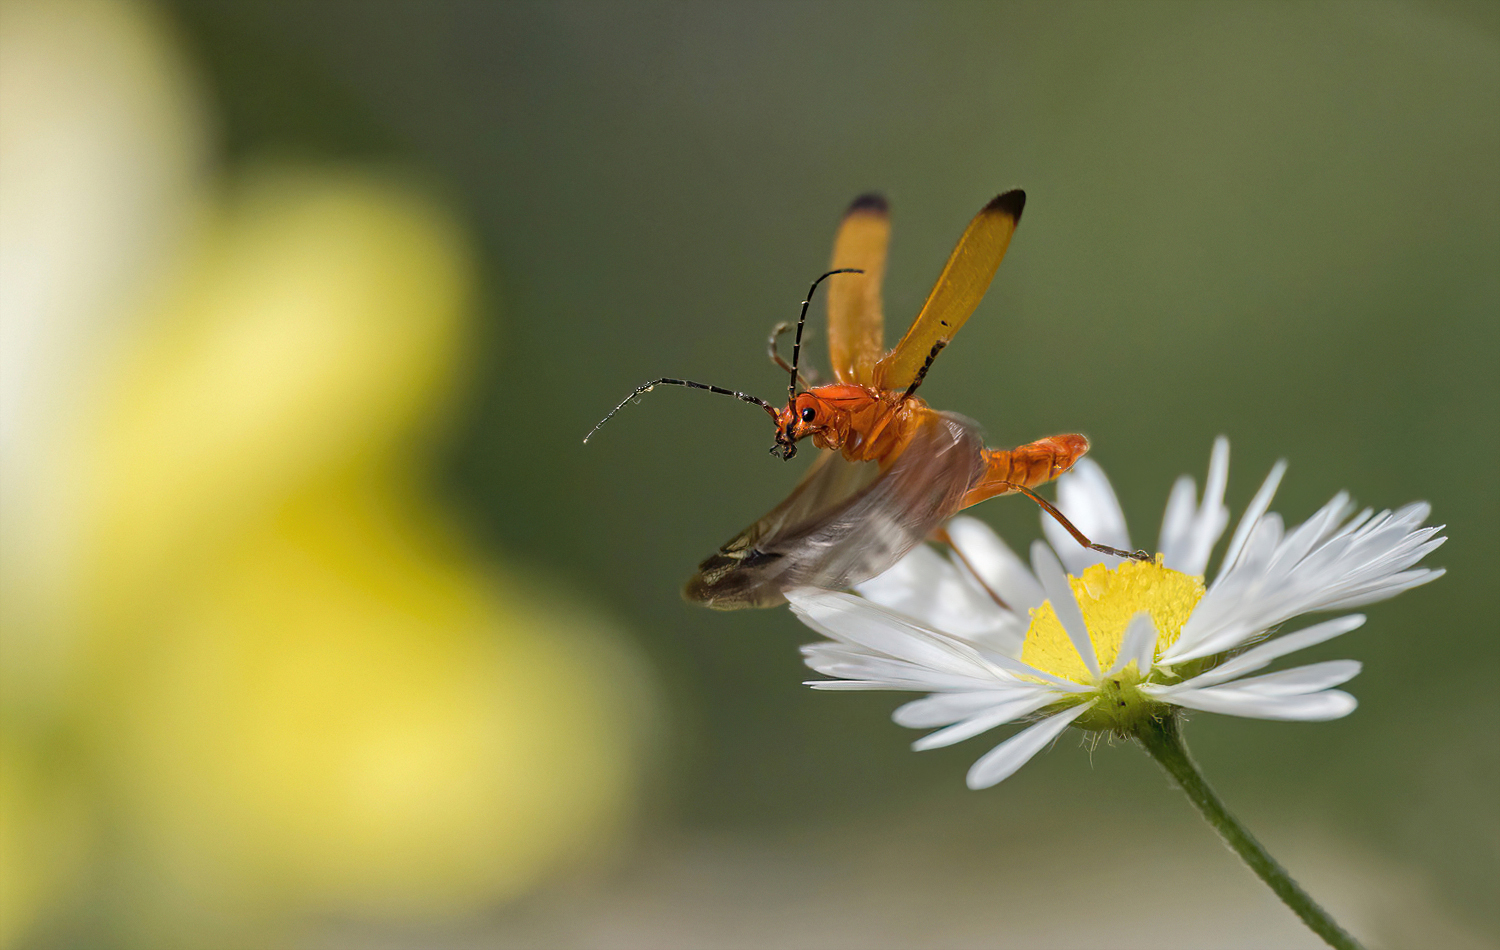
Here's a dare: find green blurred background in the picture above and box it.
[1,1,1495,947]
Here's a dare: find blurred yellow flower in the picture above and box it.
[0,2,655,945]
[85,169,474,624]
[104,472,647,927]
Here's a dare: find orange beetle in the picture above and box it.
[588,191,1145,609]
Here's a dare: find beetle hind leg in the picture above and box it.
[959,434,1150,562]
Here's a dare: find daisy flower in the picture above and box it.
[793,437,1445,948]
[792,437,1445,791]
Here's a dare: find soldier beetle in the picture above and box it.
[587,191,1148,609]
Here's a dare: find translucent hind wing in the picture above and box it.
[684,413,985,609]
[872,191,1024,393]
[826,194,891,385]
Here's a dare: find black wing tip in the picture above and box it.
[985,189,1026,223]
[682,571,785,610]
[845,192,889,216]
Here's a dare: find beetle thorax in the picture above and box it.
[780,385,926,463]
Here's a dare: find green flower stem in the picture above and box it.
[1135,714,1364,950]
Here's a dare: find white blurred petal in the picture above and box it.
[946,516,1045,613]
[856,544,1017,646]
[0,0,207,675]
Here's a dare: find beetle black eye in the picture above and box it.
[800,407,816,423]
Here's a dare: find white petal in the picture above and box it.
[1378,501,1432,533]
[795,591,1053,693]
[957,615,1028,662]
[856,543,951,601]
[856,544,1014,642]
[965,703,1093,789]
[1041,459,1130,575]
[947,516,1046,613]
[969,646,1097,694]
[1216,458,1286,579]
[1153,685,1358,721]
[1157,475,1199,571]
[1319,566,1445,611]
[1240,512,1286,569]
[800,645,1007,692]
[806,680,919,690]
[1167,514,1287,663]
[788,590,990,676]
[1109,612,1159,676]
[1224,660,1362,695]
[1264,492,1354,574]
[1166,492,1445,666]
[1030,540,1100,677]
[912,691,1065,750]
[1163,437,1231,576]
[894,687,1056,728]
[1176,615,1365,688]
[1203,436,1230,509]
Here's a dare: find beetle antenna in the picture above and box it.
[767,322,812,389]
[584,378,778,443]
[789,268,863,405]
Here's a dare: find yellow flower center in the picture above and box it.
[1021,558,1205,685]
